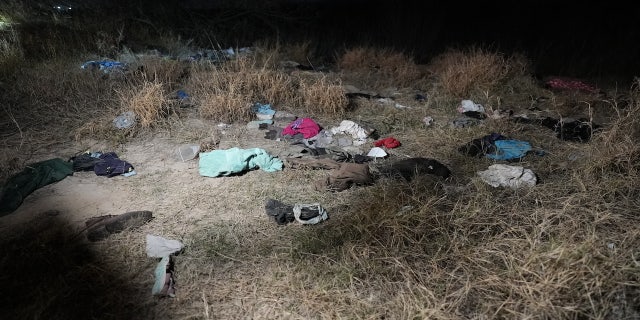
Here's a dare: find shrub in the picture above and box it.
[336,46,423,89]
[428,46,528,97]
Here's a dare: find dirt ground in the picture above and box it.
[0,106,356,232]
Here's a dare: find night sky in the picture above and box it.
[87,0,640,79]
[279,0,640,79]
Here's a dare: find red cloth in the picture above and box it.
[374,137,401,148]
[282,118,320,139]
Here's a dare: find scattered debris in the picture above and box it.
[113,111,136,129]
[199,147,283,177]
[176,145,200,162]
[477,164,537,189]
[146,234,184,298]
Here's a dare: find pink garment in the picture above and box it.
[282,118,320,139]
[545,77,599,93]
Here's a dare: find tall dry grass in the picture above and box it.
[428,46,529,98]
[336,46,423,90]
[187,55,348,122]
[116,79,171,129]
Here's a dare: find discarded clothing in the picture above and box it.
[146,234,182,298]
[146,234,184,258]
[458,133,507,157]
[514,116,600,142]
[199,147,283,177]
[93,152,135,177]
[293,203,328,225]
[264,199,328,225]
[251,103,276,115]
[0,158,74,215]
[374,137,401,148]
[378,158,451,181]
[457,100,485,113]
[484,140,532,161]
[462,111,487,119]
[69,153,104,171]
[153,255,176,297]
[81,60,127,73]
[85,210,154,242]
[282,118,321,139]
[303,129,334,149]
[477,164,537,189]
[545,77,600,94]
[264,128,284,140]
[460,134,531,161]
[329,120,373,146]
[176,90,189,100]
[265,198,296,225]
[315,163,373,192]
[367,147,387,158]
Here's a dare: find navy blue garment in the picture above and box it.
[93,152,134,177]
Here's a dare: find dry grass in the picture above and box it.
[117,79,171,128]
[336,46,424,89]
[1,10,640,319]
[429,47,529,98]
[298,75,348,117]
[187,55,348,122]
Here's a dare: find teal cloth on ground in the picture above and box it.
[485,140,532,160]
[199,147,283,177]
[152,256,170,295]
[0,158,74,215]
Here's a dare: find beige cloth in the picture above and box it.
[315,163,373,192]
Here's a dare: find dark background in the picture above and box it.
[50,0,640,80]
[179,0,640,79]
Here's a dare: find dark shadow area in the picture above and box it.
[173,0,640,80]
[12,0,638,81]
[0,212,153,320]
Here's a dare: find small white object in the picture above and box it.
[176,145,200,162]
[423,116,434,126]
[146,234,184,258]
[367,147,387,158]
[458,99,485,113]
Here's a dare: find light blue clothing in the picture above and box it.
[252,103,276,115]
[199,147,283,177]
[486,140,532,160]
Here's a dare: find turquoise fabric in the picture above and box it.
[486,140,532,160]
[199,147,283,177]
[0,158,74,215]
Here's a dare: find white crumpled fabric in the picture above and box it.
[457,100,485,113]
[329,120,371,146]
[477,164,537,189]
[146,234,184,258]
